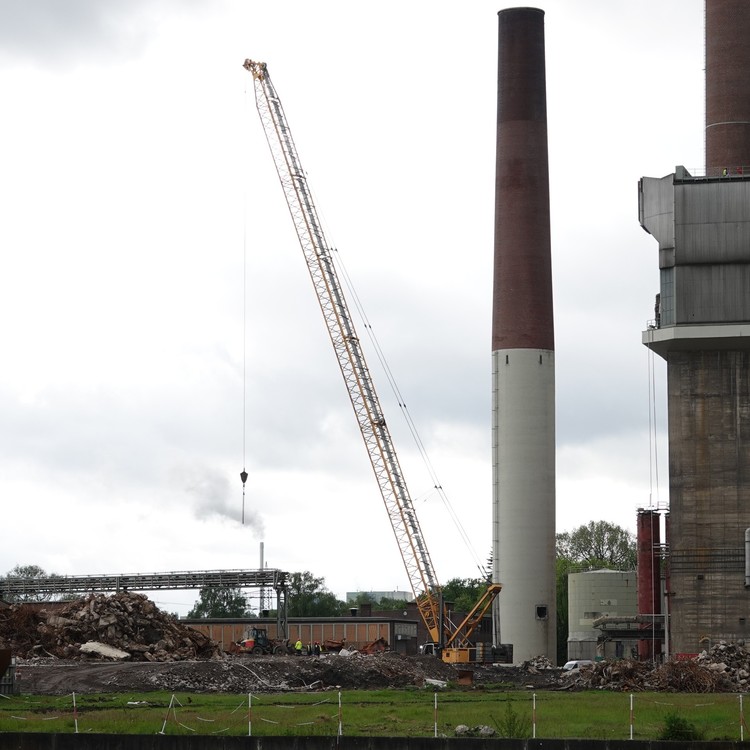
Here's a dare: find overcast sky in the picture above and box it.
[0,0,703,615]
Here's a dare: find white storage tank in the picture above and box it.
[567,569,637,662]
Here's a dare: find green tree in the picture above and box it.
[187,585,249,618]
[441,577,488,613]
[1,564,56,603]
[351,591,376,606]
[556,520,636,570]
[373,596,411,610]
[287,571,346,617]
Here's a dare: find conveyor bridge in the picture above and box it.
[0,569,290,637]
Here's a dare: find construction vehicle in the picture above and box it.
[244,60,501,663]
[359,637,389,655]
[231,627,291,656]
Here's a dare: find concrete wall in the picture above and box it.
[184,618,413,654]
[667,349,750,654]
[1,733,744,749]
[492,348,556,663]
[184,609,494,660]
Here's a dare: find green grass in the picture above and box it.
[0,688,745,740]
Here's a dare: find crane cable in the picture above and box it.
[646,344,661,509]
[646,340,663,661]
[240,79,250,522]
[311,190,487,579]
[240,211,248,523]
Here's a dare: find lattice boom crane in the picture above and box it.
[244,59,500,662]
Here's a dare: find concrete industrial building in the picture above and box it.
[492,7,556,662]
[640,0,750,655]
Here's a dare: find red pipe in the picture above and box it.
[637,509,661,660]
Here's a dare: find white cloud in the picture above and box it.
[0,0,695,613]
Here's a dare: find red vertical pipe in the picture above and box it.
[493,7,553,352]
[637,509,661,660]
[664,511,671,653]
[705,0,750,172]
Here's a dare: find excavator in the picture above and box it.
[244,60,501,664]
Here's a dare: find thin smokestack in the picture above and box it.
[492,7,556,663]
[705,0,750,172]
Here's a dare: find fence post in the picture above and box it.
[434,692,438,737]
[532,693,536,739]
[629,693,634,740]
[740,693,744,742]
[159,694,175,735]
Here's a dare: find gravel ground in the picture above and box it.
[15,653,562,695]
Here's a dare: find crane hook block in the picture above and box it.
[240,470,249,486]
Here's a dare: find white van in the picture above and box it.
[562,659,594,671]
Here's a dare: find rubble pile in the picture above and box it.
[0,593,221,662]
[520,655,556,672]
[8,595,750,696]
[650,659,731,692]
[695,641,750,688]
[565,656,732,693]
[455,724,495,737]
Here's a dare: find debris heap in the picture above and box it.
[0,593,221,662]
[520,654,556,672]
[564,656,733,693]
[695,641,750,689]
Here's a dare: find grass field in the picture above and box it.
[0,687,746,740]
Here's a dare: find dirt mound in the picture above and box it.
[0,593,221,662]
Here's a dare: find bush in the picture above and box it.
[492,700,531,739]
[658,712,704,741]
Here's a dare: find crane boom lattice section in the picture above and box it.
[244,60,442,640]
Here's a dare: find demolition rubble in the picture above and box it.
[563,642,750,692]
[3,594,750,695]
[0,592,221,662]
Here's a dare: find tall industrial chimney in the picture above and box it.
[492,7,556,663]
[705,1,750,172]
